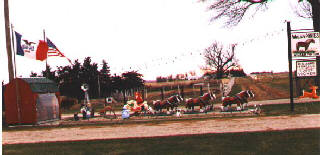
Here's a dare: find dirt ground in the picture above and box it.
[3,113,320,145]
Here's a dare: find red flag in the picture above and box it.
[36,40,48,61]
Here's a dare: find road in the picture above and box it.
[3,113,320,145]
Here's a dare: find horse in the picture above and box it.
[185,92,216,112]
[152,94,183,113]
[99,105,117,119]
[221,90,254,111]
[296,39,315,51]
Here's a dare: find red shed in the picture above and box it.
[4,78,61,125]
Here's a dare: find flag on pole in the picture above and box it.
[47,38,64,57]
[15,31,48,61]
[46,38,73,64]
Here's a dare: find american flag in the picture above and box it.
[46,38,73,64]
[47,38,65,57]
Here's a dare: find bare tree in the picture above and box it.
[203,42,237,79]
[294,0,313,18]
[200,0,269,27]
[200,0,320,31]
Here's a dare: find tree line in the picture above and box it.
[31,57,144,101]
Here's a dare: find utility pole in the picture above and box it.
[4,0,14,82]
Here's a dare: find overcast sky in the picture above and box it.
[0,0,313,82]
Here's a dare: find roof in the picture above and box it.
[20,78,59,93]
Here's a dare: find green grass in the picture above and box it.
[261,102,320,116]
[3,128,320,155]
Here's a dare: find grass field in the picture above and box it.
[262,102,320,116]
[3,128,320,155]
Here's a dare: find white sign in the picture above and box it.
[296,61,317,77]
[291,32,320,57]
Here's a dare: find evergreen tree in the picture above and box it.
[99,60,112,97]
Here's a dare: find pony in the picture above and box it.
[221,90,254,111]
[296,39,315,51]
[152,94,183,113]
[185,92,216,112]
[99,105,117,119]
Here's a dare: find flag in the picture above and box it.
[36,40,49,61]
[47,38,64,57]
[46,38,73,64]
[15,31,48,61]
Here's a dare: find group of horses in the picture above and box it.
[100,89,255,117]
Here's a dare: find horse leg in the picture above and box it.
[113,109,117,119]
[203,104,208,114]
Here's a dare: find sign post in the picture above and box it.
[287,22,294,112]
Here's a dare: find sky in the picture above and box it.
[0,0,314,82]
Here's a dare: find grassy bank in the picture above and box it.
[3,128,320,155]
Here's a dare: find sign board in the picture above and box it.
[291,32,320,58]
[296,61,317,77]
[106,97,112,104]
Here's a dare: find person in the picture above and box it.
[86,110,91,119]
[122,104,130,119]
[81,106,87,119]
[74,112,79,121]
[135,92,144,105]
[91,107,95,118]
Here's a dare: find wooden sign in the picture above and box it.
[291,32,320,58]
[296,61,317,77]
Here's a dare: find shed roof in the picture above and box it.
[20,78,59,93]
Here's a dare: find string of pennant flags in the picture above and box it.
[12,26,286,76]
[113,27,286,73]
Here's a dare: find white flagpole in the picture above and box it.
[10,24,22,123]
[11,24,17,78]
[44,29,48,70]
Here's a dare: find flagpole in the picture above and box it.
[44,29,48,68]
[10,24,22,123]
[11,24,17,78]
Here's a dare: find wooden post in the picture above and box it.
[200,86,203,96]
[287,22,294,112]
[181,86,184,99]
[161,87,164,100]
[141,89,145,100]
[4,0,14,82]
[122,90,126,104]
[295,77,301,97]
[316,56,320,87]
